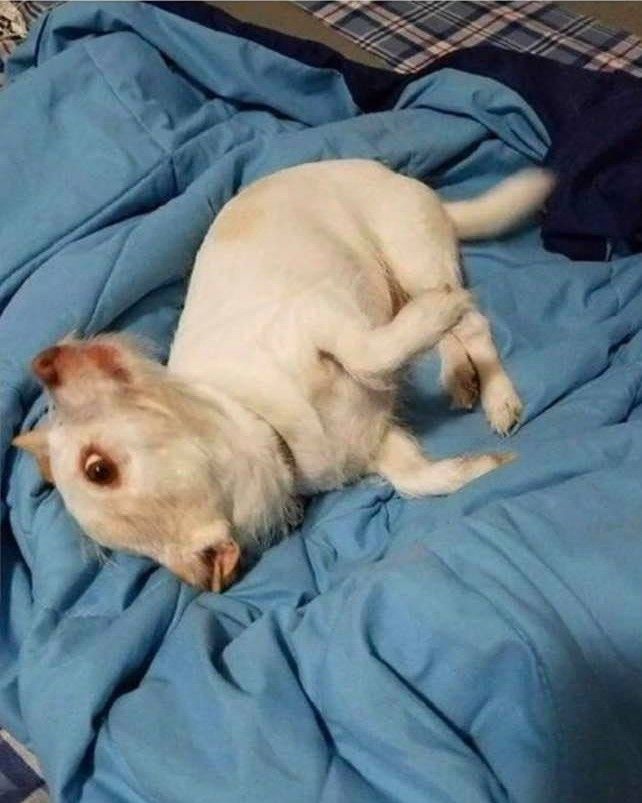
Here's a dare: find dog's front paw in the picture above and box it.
[444,287,474,325]
[424,287,473,334]
[482,375,523,436]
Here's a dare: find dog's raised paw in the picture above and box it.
[483,379,523,436]
[421,286,471,323]
[449,288,474,320]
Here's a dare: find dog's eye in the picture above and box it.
[83,453,118,486]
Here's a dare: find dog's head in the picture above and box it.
[13,336,240,591]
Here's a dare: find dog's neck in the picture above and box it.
[167,375,299,546]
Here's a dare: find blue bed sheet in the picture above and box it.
[2,4,642,801]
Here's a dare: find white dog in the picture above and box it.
[14,160,553,590]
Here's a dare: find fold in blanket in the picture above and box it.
[437,45,642,261]
[2,3,642,803]
[160,2,642,263]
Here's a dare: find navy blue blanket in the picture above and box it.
[2,4,642,802]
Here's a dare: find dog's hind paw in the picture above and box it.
[483,376,523,436]
[445,362,480,410]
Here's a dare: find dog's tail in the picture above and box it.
[444,168,555,241]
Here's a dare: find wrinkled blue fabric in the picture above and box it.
[2,4,642,802]
[434,44,642,261]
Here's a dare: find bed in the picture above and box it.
[2,2,642,802]
[299,0,642,76]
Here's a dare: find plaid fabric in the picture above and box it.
[298,1,642,77]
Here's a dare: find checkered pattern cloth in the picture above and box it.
[3,2,642,802]
[298,0,642,76]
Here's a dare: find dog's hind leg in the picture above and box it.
[451,310,523,435]
[438,332,479,410]
[318,286,471,384]
[375,178,522,432]
[372,425,514,496]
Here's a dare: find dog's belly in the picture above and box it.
[169,160,409,491]
[308,354,394,482]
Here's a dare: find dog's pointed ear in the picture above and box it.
[13,428,54,484]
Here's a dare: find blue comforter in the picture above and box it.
[2,4,642,801]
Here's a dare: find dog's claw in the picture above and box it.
[483,380,523,436]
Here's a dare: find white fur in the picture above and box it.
[444,167,554,241]
[171,159,550,460]
[19,159,552,589]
